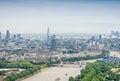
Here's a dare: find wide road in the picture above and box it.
[21,67,84,81]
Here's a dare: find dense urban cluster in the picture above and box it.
[0,29,120,81]
[0,29,120,62]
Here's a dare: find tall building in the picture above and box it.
[51,34,56,50]
[47,27,50,41]
[99,34,102,43]
[111,31,120,36]
[111,31,114,35]
[13,34,16,39]
[115,31,119,36]
[46,27,50,48]
[17,34,21,39]
[91,36,95,45]
[5,30,10,44]
[6,30,10,40]
[99,34,102,40]
[0,31,1,40]
[73,40,78,49]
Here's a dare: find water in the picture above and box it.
[21,59,98,81]
[21,67,82,81]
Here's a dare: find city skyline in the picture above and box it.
[0,0,120,34]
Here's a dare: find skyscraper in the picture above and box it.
[111,31,114,35]
[99,34,102,40]
[17,34,21,39]
[91,36,95,45]
[13,34,16,39]
[5,30,10,42]
[51,34,56,50]
[111,31,120,36]
[0,31,1,40]
[115,31,119,36]
[47,27,50,41]
[99,34,102,44]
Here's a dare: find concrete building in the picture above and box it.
[51,34,56,50]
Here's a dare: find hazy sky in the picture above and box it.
[0,0,120,34]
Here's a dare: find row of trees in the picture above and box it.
[0,61,47,81]
[63,50,109,62]
[4,66,41,81]
[80,62,120,81]
[62,54,102,62]
[0,61,35,69]
[0,71,6,76]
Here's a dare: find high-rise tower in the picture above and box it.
[99,34,102,40]
[91,36,95,45]
[5,30,10,43]
[51,34,56,50]
[99,34,102,44]
[0,31,1,40]
[47,27,50,41]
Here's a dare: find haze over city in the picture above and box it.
[0,0,120,34]
[0,0,120,81]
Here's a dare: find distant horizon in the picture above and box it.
[0,0,120,34]
[0,30,113,35]
[0,23,120,34]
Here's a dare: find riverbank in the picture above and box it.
[16,67,48,81]
[20,59,99,81]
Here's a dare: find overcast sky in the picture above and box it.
[0,0,120,34]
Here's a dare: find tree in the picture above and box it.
[92,77,100,81]
[80,62,120,81]
[69,76,75,81]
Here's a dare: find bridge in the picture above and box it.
[52,64,82,68]
[52,61,93,68]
